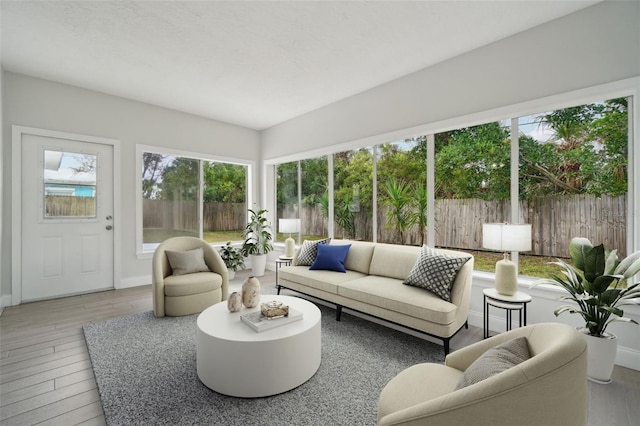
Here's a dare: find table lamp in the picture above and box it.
[482,223,532,296]
[279,218,301,258]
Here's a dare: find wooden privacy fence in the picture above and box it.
[299,193,627,258]
[45,195,96,217]
[143,200,246,232]
[50,195,626,258]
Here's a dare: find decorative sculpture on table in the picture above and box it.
[242,276,261,308]
[227,292,242,312]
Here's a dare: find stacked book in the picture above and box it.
[241,307,303,332]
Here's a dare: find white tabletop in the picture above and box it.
[197,294,320,342]
[483,287,532,303]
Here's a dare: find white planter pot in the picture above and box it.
[580,328,617,384]
[227,269,236,281]
[250,254,267,277]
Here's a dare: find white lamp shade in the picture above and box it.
[482,223,532,252]
[279,218,301,234]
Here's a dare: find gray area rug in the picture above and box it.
[83,292,444,425]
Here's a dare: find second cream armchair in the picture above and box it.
[377,322,587,425]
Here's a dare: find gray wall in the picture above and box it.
[261,1,640,159]
[1,72,260,303]
[0,67,3,311]
[2,0,640,306]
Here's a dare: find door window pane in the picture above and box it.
[44,150,97,218]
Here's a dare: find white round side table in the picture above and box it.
[483,288,532,339]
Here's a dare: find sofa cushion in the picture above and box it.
[338,276,457,325]
[294,238,331,266]
[404,245,471,302]
[310,244,351,272]
[332,240,375,274]
[454,337,532,390]
[163,271,222,296]
[165,248,210,276]
[279,266,367,294]
[369,244,420,279]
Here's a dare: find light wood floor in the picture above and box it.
[1,270,638,425]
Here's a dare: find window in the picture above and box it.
[518,98,629,275]
[276,161,299,242]
[202,160,248,243]
[376,139,425,245]
[300,157,328,239]
[139,148,249,252]
[44,150,97,218]
[434,122,512,273]
[268,88,633,280]
[275,157,328,242]
[333,148,373,241]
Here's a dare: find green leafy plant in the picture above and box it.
[533,237,640,337]
[383,179,413,244]
[241,208,273,256]
[219,241,245,272]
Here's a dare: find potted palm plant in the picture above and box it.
[533,237,640,383]
[219,241,245,280]
[241,208,273,277]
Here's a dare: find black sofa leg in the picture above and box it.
[443,339,450,356]
[465,320,468,329]
[276,285,281,295]
[336,305,342,321]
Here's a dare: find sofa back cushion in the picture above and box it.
[369,244,421,280]
[331,240,375,274]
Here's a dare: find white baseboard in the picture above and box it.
[118,275,151,289]
[615,345,640,371]
[1,294,12,310]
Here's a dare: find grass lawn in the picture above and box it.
[144,229,562,279]
[469,250,563,279]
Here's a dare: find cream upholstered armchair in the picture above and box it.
[152,237,228,317]
[378,323,587,426]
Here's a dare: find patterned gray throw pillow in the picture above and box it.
[294,238,331,266]
[403,245,470,301]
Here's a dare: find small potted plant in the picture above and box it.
[219,241,245,280]
[533,237,640,383]
[241,207,273,277]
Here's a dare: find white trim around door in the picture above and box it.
[11,125,121,305]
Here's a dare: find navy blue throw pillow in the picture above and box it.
[309,244,352,272]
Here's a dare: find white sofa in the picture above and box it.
[278,240,474,355]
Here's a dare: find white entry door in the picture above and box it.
[21,134,115,301]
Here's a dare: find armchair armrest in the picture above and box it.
[202,245,229,301]
[152,248,167,317]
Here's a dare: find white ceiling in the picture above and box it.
[1,1,600,130]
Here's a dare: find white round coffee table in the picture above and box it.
[196,295,321,397]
